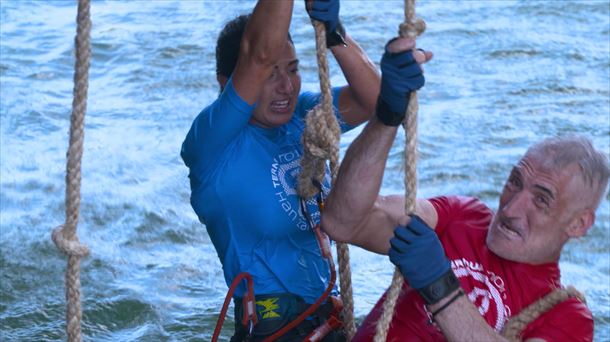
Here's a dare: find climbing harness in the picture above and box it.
[211,273,257,342]
[51,0,91,341]
[261,184,343,341]
[210,185,344,341]
[373,0,425,341]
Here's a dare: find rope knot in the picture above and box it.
[303,104,340,159]
[399,18,426,39]
[52,225,90,258]
[298,104,340,199]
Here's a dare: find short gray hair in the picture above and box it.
[526,135,609,209]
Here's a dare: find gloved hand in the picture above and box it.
[306,0,346,47]
[389,215,458,304]
[306,0,340,33]
[376,39,425,126]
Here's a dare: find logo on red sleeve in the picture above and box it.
[451,258,511,332]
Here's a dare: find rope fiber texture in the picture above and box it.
[373,0,425,341]
[501,286,587,341]
[297,20,356,340]
[51,0,91,341]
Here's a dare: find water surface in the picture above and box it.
[1,1,608,340]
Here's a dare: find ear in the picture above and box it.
[567,209,595,238]
[217,74,228,92]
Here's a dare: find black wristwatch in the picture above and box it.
[417,269,460,305]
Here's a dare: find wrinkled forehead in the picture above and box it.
[518,152,586,198]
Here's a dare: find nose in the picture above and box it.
[277,72,294,94]
[502,190,528,218]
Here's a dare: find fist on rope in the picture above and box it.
[389,215,460,305]
[305,0,346,47]
[376,38,433,126]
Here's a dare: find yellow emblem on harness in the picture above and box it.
[256,297,281,319]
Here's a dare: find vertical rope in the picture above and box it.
[298,20,356,339]
[51,0,91,341]
[336,242,355,339]
[374,0,425,340]
[298,22,341,199]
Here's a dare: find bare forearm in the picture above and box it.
[323,117,398,251]
[233,0,294,103]
[429,289,509,342]
[244,0,294,63]
[333,34,380,125]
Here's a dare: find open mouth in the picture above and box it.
[270,99,290,113]
[498,218,523,239]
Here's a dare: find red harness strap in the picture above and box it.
[212,187,344,341]
[211,272,257,342]
[304,296,344,342]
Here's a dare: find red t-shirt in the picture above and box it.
[353,196,593,342]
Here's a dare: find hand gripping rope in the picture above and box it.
[298,15,356,340]
[373,0,425,340]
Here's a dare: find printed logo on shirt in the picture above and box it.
[450,258,510,332]
[256,297,281,319]
[271,149,330,231]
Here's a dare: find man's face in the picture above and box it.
[487,152,587,264]
[250,40,301,128]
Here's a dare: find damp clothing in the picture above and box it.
[353,195,593,342]
[181,78,354,304]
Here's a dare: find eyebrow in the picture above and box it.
[288,59,299,67]
[534,184,555,200]
[511,166,555,200]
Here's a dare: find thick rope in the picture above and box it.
[501,286,586,341]
[298,21,341,198]
[374,1,425,340]
[51,0,91,341]
[336,241,355,339]
[297,21,356,339]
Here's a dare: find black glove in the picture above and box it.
[376,39,425,126]
[389,215,459,304]
[306,0,347,48]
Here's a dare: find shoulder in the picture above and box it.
[429,195,491,220]
[522,297,593,342]
[215,77,256,115]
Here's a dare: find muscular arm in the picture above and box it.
[232,0,294,104]
[429,289,510,342]
[181,1,294,167]
[321,115,438,254]
[322,39,434,254]
[428,289,546,342]
[332,34,380,126]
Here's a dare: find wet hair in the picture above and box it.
[526,135,610,208]
[215,14,293,79]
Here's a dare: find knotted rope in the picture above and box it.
[501,286,586,341]
[51,0,91,341]
[374,1,425,341]
[298,22,341,198]
[297,20,356,340]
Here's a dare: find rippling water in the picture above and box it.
[1,1,608,341]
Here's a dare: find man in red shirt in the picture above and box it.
[321,37,609,341]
